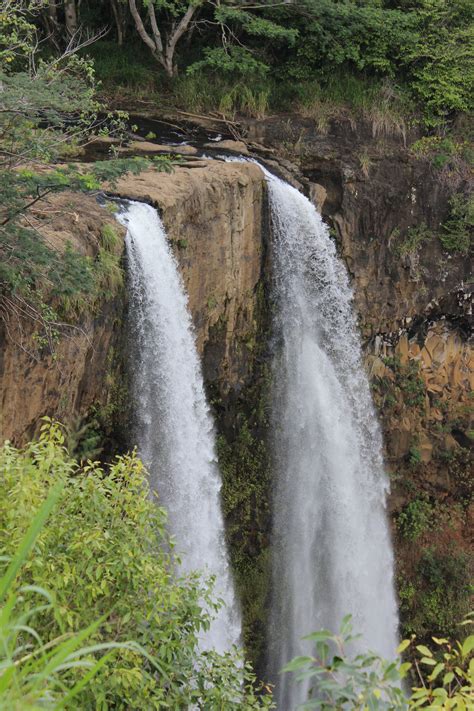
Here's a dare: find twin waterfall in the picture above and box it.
[264,168,399,708]
[116,163,398,707]
[116,201,241,654]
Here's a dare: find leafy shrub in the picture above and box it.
[0,422,273,709]
[283,614,474,710]
[403,0,474,124]
[440,193,473,254]
[0,483,146,710]
[397,497,434,541]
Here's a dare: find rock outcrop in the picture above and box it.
[113,160,265,395]
[0,194,126,445]
[241,114,472,640]
[0,161,266,443]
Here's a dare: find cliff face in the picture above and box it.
[0,161,266,444]
[0,194,126,446]
[113,160,265,397]
[1,121,471,650]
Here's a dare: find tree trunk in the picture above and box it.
[42,2,61,50]
[110,0,124,46]
[48,0,59,25]
[129,0,198,79]
[64,0,78,36]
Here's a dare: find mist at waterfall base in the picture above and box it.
[262,168,399,708]
[116,200,241,655]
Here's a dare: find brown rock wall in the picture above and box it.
[0,161,266,444]
[0,194,125,445]
[113,160,265,393]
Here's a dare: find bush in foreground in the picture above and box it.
[0,421,272,709]
[284,615,474,709]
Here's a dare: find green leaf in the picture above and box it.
[428,662,444,681]
[397,639,411,654]
[282,656,314,672]
[0,483,62,601]
[443,671,454,685]
[303,630,333,642]
[416,645,433,658]
[461,635,474,657]
[420,657,437,666]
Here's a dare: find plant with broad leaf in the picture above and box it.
[282,615,408,710]
[405,615,474,709]
[283,614,473,710]
[0,481,150,710]
[0,420,273,709]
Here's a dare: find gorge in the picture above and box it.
[0,120,471,708]
[1,1,472,705]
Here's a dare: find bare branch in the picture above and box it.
[129,0,159,55]
[167,3,199,59]
[148,2,164,54]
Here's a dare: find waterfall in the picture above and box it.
[264,169,399,708]
[116,200,240,654]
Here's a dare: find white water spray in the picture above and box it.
[265,169,399,708]
[116,200,240,654]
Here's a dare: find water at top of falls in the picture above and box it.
[116,200,241,654]
[259,166,399,709]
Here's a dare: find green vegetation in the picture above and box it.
[0,481,136,710]
[218,415,272,667]
[6,0,470,128]
[284,614,474,709]
[208,280,272,670]
[0,2,174,341]
[395,223,431,258]
[376,357,426,411]
[440,194,473,254]
[397,496,434,541]
[371,353,473,646]
[0,421,273,709]
[392,195,472,257]
[399,546,472,642]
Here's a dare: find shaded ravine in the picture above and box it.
[116,200,241,654]
[263,167,399,708]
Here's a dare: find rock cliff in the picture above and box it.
[112,160,265,395]
[0,161,266,444]
[0,194,126,445]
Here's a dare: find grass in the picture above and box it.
[291,73,412,140]
[87,40,415,133]
[84,41,161,97]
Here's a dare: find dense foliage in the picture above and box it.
[284,615,474,710]
[0,422,273,709]
[30,0,473,127]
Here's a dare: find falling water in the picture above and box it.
[264,169,399,708]
[116,200,240,654]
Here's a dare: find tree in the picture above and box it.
[128,0,297,78]
[129,0,204,77]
